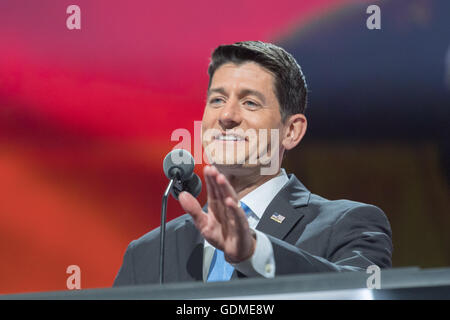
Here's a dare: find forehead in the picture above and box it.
[210,62,276,92]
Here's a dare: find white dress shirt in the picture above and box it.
[202,169,289,281]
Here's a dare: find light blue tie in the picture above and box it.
[207,201,252,282]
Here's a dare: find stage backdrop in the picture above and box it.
[0,0,448,294]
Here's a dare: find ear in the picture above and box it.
[281,113,307,151]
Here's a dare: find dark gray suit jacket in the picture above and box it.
[113,174,392,286]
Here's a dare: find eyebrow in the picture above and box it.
[207,87,267,104]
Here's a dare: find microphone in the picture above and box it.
[159,149,202,284]
[163,149,202,199]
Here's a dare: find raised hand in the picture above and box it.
[178,165,256,263]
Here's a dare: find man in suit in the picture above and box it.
[113,41,392,286]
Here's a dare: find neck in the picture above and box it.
[216,166,281,200]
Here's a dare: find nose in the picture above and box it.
[218,98,242,130]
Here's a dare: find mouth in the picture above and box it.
[214,133,247,142]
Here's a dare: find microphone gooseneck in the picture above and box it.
[159,149,202,284]
[159,177,174,285]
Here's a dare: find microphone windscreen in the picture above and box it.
[185,173,202,198]
[171,173,202,200]
[163,149,194,181]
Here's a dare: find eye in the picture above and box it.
[243,100,259,108]
[209,97,224,105]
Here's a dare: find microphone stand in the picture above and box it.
[159,167,199,284]
[159,178,175,284]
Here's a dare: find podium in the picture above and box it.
[1,267,450,299]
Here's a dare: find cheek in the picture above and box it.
[202,108,219,127]
[245,111,280,131]
[245,112,265,127]
[201,122,220,148]
[246,114,283,149]
[201,112,213,131]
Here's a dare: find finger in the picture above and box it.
[178,191,208,231]
[204,166,220,201]
[203,166,225,227]
[223,196,249,239]
[205,171,224,226]
[213,173,234,224]
[207,166,230,233]
[209,166,228,201]
[225,196,239,209]
[212,169,239,224]
[224,196,247,223]
[216,173,238,202]
[208,176,227,228]
[212,171,226,201]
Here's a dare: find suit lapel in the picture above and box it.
[256,174,311,240]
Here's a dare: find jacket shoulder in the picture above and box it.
[130,213,194,248]
[307,192,388,224]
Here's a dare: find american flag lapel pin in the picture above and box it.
[270,212,286,223]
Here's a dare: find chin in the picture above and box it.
[211,162,261,176]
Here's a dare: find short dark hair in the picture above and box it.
[207,41,308,121]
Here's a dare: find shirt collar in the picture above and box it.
[239,168,289,220]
